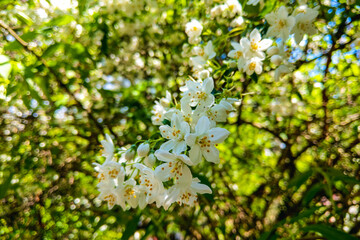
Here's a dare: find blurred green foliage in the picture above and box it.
[0,0,360,239]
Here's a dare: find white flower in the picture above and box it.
[160,91,172,108]
[151,100,166,125]
[160,114,190,154]
[144,153,156,167]
[190,41,216,67]
[265,6,295,40]
[291,9,318,44]
[271,55,283,66]
[241,28,273,59]
[274,64,294,81]
[97,182,119,210]
[180,77,215,110]
[185,19,203,43]
[228,41,246,71]
[245,57,263,75]
[210,5,226,18]
[117,178,140,210]
[186,116,230,164]
[230,16,245,28]
[137,142,150,157]
[154,150,194,181]
[223,0,242,18]
[163,166,211,210]
[94,160,125,185]
[135,163,165,208]
[101,134,114,162]
[124,148,135,161]
[208,99,235,124]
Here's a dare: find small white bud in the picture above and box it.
[144,153,156,167]
[230,16,245,28]
[124,148,135,161]
[199,70,210,79]
[137,143,150,157]
[266,46,279,56]
[229,60,237,68]
[271,55,283,66]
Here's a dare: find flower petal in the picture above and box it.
[191,182,212,194]
[154,149,176,162]
[189,144,202,165]
[208,127,230,143]
[195,116,211,135]
[202,146,220,164]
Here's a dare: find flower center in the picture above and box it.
[192,26,198,32]
[278,20,286,28]
[198,49,205,56]
[124,187,136,200]
[198,136,211,148]
[249,62,256,71]
[250,41,258,51]
[104,194,115,206]
[235,51,243,59]
[108,169,119,178]
[196,91,206,100]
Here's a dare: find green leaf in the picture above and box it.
[288,169,313,189]
[327,168,360,184]
[14,12,33,25]
[47,15,75,26]
[289,206,320,223]
[42,43,63,58]
[121,214,140,240]
[0,55,12,79]
[302,224,358,240]
[302,183,324,206]
[0,172,14,199]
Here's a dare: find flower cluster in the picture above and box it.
[94,77,236,210]
[93,0,320,211]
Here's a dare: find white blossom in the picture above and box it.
[163,166,211,209]
[265,6,295,40]
[160,114,190,154]
[186,116,230,164]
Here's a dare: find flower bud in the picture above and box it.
[266,46,279,56]
[144,153,156,167]
[271,55,283,66]
[229,60,237,68]
[199,70,210,79]
[230,16,245,28]
[124,148,135,161]
[137,143,150,157]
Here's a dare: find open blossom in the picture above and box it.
[180,77,214,110]
[186,116,230,164]
[223,0,242,18]
[228,41,246,70]
[160,114,190,154]
[154,150,194,181]
[135,163,165,208]
[163,166,212,210]
[190,41,216,67]
[151,101,166,125]
[97,181,119,210]
[291,9,318,44]
[245,57,263,75]
[94,160,125,185]
[185,19,203,44]
[265,6,295,40]
[241,28,273,59]
[101,134,115,162]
